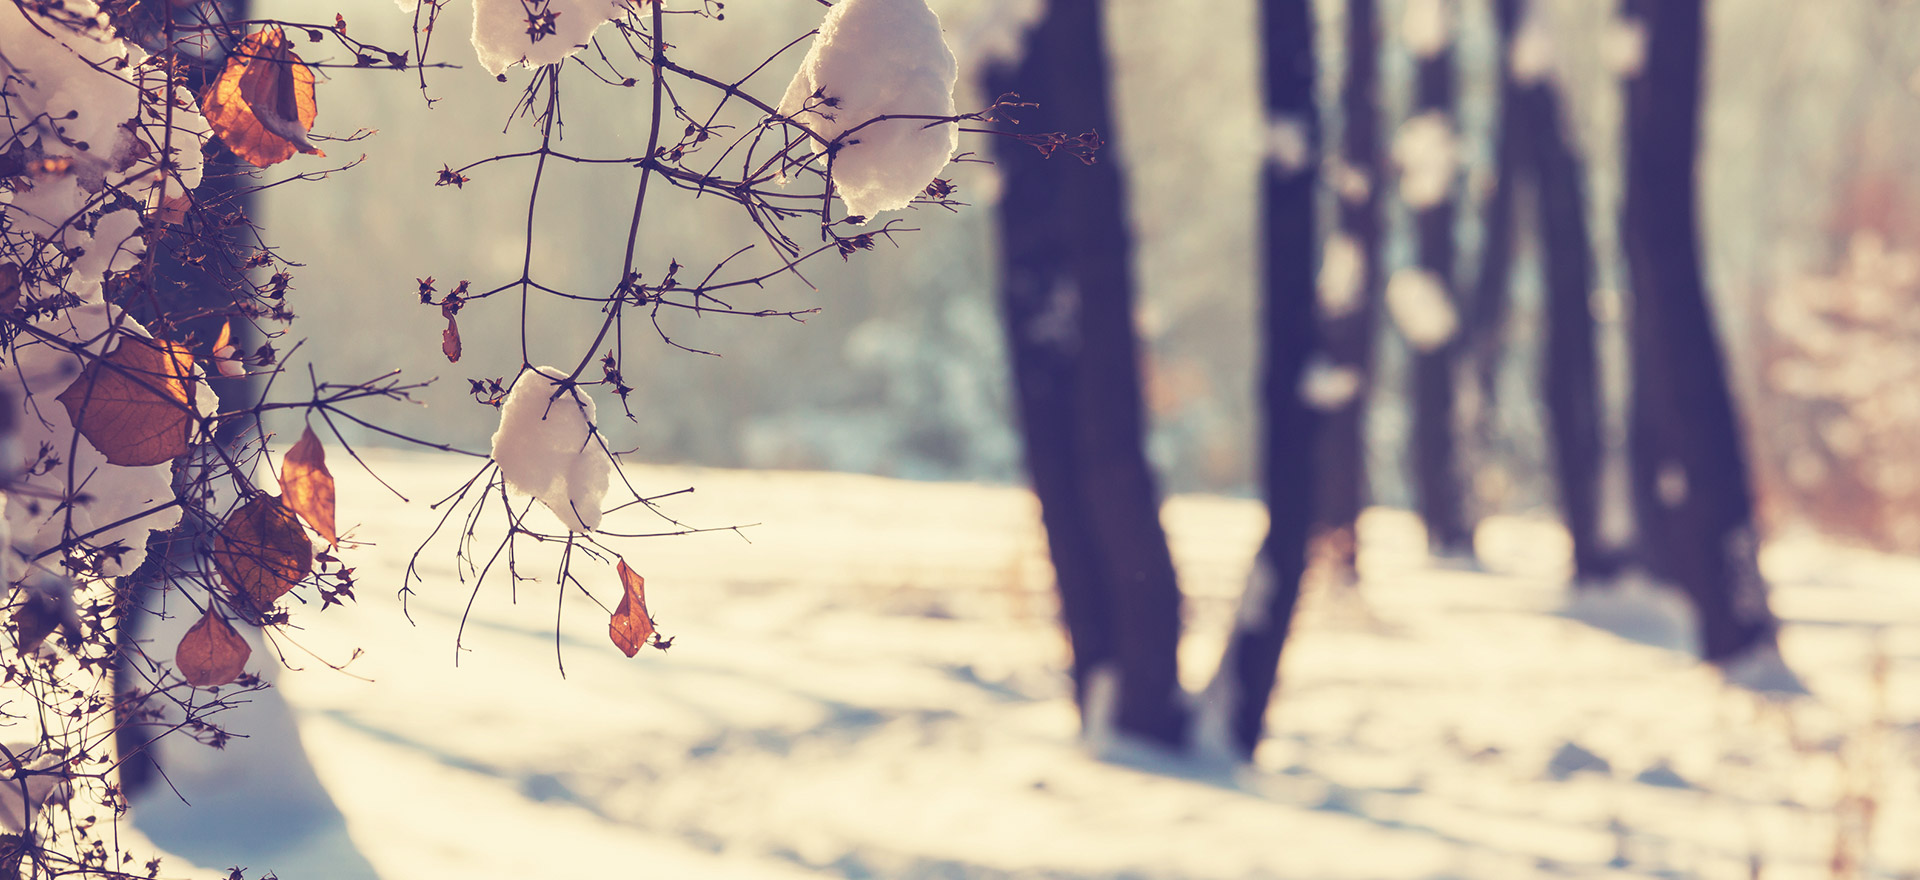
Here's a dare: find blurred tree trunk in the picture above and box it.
[1407,21,1473,558]
[1312,0,1383,586]
[1620,0,1779,660]
[986,0,1187,748]
[1468,2,1521,444]
[1207,0,1319,761]
[1492,0,1611,583]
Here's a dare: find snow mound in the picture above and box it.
[779,0,960,221]
[489,366,611,532]
[1385,268,1458,352]
[470,0,630,77]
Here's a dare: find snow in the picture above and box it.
[161,450,1920,880]
[778,0,960,221]
[2,303,191,579]
[1400,0,1453,60]
[1603,16,1648,77]
[948,0,1045,70]
[1509,13,1554,84]
[1392,112,1459,210]
[1317,232,1365,320]
[469,0,631,76]
[489,366,612,532]
[1266,114,1313,175]
[1,0,208,303]
[1386,267,1459,352]
[1299,356,1363,411]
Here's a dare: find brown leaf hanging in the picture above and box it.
[211,495,314,613]
[200,28,325,168]
[55,335,196,467]
[609,559,656,658]
[176,608,251,687]
[280,425,338,547]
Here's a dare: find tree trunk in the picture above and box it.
[1493,0,1611,584]
[1620,0,1778,660]
[1520,90,1609,584]
[1312,0,1383,585]
[1408,34,1473,557]
[1206,0,1318,761]
[1469,0,1522,426]
[987,0,1187,748]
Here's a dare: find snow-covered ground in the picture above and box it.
[137,448,1920,879]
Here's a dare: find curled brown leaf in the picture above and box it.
[280,425,338,547]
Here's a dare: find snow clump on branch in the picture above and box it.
[490,366,612,532]
[1,0,210,300]
[779,0,960,222]
[470,0,633,77]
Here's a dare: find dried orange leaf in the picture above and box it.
[55,336,196,467]
[176,608,250,687]
[280,425,337,547]
[200,28,325,168]
[154,192,192,227]
[212,495,313,613]
[442,315,461,363]
[609,559,655,658]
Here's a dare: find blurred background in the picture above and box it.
[274,0,1920,557]
[170,0,1920,878]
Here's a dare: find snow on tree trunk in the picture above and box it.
[490,366,612,533]
[779,0,959,222]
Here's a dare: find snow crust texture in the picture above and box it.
[470,0,630,76]
[490,367,612,532]
[779,0,960,221]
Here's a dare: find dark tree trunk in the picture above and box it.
[1520,94,1608,583]
[1620,0,1778,660]
[1207,0,1318,761]
[1492,0,1611,584]
[987,0,1187,747]
[1469,1,1521,418]
[1312,0,1383,584]
[1409,39,1473,557]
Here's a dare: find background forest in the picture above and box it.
[283,0,1920,558]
